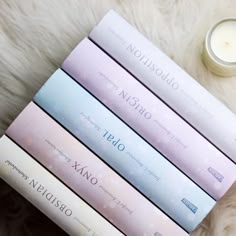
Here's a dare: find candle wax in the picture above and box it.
[210,20,236,63]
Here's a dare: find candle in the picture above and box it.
[202,18,236,77]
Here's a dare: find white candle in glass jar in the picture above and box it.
[202,18,236,77]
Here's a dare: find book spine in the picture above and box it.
[7,102,188,236]
[62,38,236,201]
[0,136,123,236]
[89,10,236,163]
[33,69,215,232]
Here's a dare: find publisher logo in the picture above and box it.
[208,167,224,183]
[154,233,163,236]
[181,198,198,214]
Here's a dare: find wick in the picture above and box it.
[225,41,230,47]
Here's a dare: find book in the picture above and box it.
[89,9,236,164]
[7,102,188,236]
[33,68,215,232]
[0,135,123,236]
[62,37,236,200]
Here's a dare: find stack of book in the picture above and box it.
[1,10,236,236]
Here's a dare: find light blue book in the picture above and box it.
[34,69,215,232]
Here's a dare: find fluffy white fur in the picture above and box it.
[0,0,236,235]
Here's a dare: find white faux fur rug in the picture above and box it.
[0,0,236,235]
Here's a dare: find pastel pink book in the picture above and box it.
[6,102,188,236]
[62,38,236,200]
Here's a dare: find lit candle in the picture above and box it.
[202,18,236,77]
